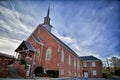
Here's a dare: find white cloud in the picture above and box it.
[0,0,119,60]
[0,5,35,36]
[0,37,21,55]
[52,29,82,54]
[0,4,35,55]
[52,29,102,60]
[0,20,13,32]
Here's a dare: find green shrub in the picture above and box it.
[36,73,41,76]
[20,58,26,64]
[114,68,120,76]
[34,66,44,76]
[103,73,107,78]
[46,70,59,78]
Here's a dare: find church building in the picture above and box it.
[14,7,102,78]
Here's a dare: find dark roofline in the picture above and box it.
[32,34,44,45]
[80,56,101,61]
[0,52,14,59]
[15,40,36,52]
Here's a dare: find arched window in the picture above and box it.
[68,71,71,76]
[74,57,76,67]
[77,59,80,68]
[68,54,71,65]
[37,48,40,56]
[61,50,64,62]
[46,47,52,60]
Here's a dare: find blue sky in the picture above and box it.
[0,0,120,60]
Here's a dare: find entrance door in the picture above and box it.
[84,72,88,78]
[26,64,31,77]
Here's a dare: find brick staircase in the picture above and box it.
[7,64,22,78]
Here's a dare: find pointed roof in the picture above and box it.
[42,5,53,32]
[47,4,50,17]
[44,5,51,25]
[15,41,35,52]
[80,56,101,61]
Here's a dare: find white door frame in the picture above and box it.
[26,64,31,77]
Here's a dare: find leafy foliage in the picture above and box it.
[103,73,107,78]
[20,58,26,64]
[46,70,59,78]
[34,66,44,76]
[114,68,120,76]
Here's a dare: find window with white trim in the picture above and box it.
[83,62,87,67]
[37,48,40,56]
[68,55,71,65]
[68,71,71,76]
[78,73,80,77]
[46,47,52,60]
[74,57,76,67]
[74,73,77,77]
[92,62,96,67]
[61,50,64,62]
[92,70,97,76]
[38,28,40,34]
[77,59,80,68]
[60,69,64,75]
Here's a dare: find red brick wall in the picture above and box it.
[27,26,83,77]
[0,56,13,77]
[14,61,26,78]
[83,61,102,78]
[16,25,102,78]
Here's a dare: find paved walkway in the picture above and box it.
[1,65,119,80]
[0,78,117,80]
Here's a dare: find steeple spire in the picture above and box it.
[42,4,52,32]
[47,4,50,17]
[44,5,50,25]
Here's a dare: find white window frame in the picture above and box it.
[61,50,64,62]
[78,73,80,77]
[46,47,52,60]
[74,73,77,77]
[83,62,87,67]
[92,62,96,67]
[74,57,76,67]
[60,69,64,75]
[77,59,80,68]
[68,55,71,65]
[38,28,40,34]
[92,70,97,76]
[84,72,88,78]
[37,48,40,56]
[68,71,71,76]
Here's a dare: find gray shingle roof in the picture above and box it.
[32,34,43,45]
[42,24,52,32]
[80,56,101,61]
[15,41,35,52]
